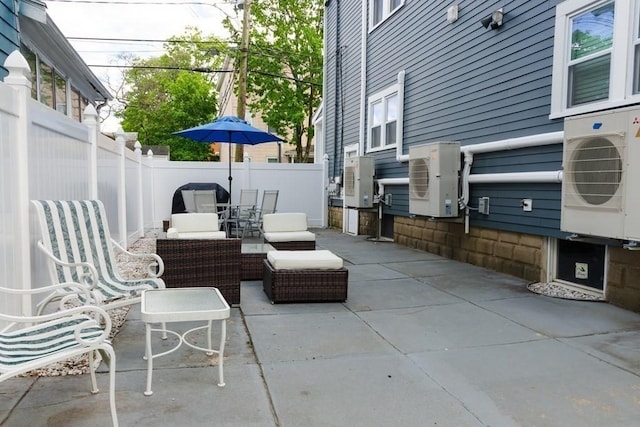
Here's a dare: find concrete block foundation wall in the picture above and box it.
[607,248,640,312]
[394,216,543,283]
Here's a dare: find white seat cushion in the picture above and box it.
[267,250,343,270]
[263,231,316,242]
[262,213,308,233]
[166,229,227,239]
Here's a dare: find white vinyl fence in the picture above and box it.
[0,51,327,321]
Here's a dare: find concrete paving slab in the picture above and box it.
[384,258,495,278]
[346,263,408,282]
[4,365,274,427]
[344,277,464,312]
[262,353,483,427]
[106,307,255,372]
[359,302,543,353]
[418,270,532,302]
[478,294,640,337]
[560,330,640,375]
[410,339,640,427]
[245,311,395,363]
[240,281,349,316]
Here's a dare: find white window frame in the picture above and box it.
[550,0,640,118]
[367,85,400,154]
[369,0,405,32]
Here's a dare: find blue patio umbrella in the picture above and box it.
[174,116,283,203]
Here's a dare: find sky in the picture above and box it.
[45,0,240,131]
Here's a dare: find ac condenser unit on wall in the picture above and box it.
[409,141,460,217]
[344,156,375,208]
[561,106,640,241]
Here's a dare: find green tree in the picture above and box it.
[117,28,224,161]
[232,0,324,163]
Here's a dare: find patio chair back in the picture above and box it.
[181,190,197,212]
[193,190,217,213]
[243,190,279,237]
[31,200,165,311]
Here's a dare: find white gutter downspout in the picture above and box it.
[358,0,368,156]
[344,0,369,234]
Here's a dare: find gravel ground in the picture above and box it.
[527,281,605,302]
[26,233,158,377]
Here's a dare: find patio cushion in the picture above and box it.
[263,231,316,242]
[262,213,308,233]
[267,250,343,270]
[167,213,226,239]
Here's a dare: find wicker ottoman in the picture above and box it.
[262,250,348,303]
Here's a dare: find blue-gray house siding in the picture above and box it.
[0,0,20,78]
[324,0,566,238]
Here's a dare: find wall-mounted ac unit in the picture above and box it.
[344,156,375,208]
[409,141,460,217]
[561,106,640,241]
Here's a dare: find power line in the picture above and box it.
[46,0,233,6]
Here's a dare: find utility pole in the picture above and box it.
[235,0,252,162]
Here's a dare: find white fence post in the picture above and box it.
[4,51,33,313]
[135,141,144,238]
[116,128,128,248]
[147,149,157,228]
[84,105,99,199]
[323,153,329,228]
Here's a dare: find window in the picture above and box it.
[367,87,399,152]
[54,71,67,115]
[370,0,404,30]
[551,0,640,118]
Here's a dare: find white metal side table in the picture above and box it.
[140,287,230,396]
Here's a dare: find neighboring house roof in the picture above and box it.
[17,0,46,22]
[18,13,112,103]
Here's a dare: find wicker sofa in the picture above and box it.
[166,213,226,239]
[156,238,241,305]
[262,212,316,250]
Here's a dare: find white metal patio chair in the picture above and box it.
[0,282,118,426]
[31,200,166,314]
[243,189,279,238]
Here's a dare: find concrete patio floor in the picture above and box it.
[2,228,640,426]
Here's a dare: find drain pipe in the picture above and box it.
[460,131,565,233]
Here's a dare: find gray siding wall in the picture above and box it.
[324,0,568,238]
[0,0,20,79]
[324,0,364,180]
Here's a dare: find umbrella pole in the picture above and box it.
[228,143,232,204]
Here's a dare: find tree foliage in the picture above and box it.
[236,0,324,163]
[116,28,225,161]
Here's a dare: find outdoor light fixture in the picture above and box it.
[481,8,504,30]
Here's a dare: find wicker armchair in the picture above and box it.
[262,212,316,250]
[155,238,242,305]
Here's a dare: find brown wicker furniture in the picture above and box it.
[262,212,316,251]
[262,250,348,303]
[156,238,241,305]
[241,243,275,280]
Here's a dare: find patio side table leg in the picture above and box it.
[217,319,226,387]
[144,322,154,396]
[206,320,213,355]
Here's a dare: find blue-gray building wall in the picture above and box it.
[0,0,20,79]
[324,0,566,238]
